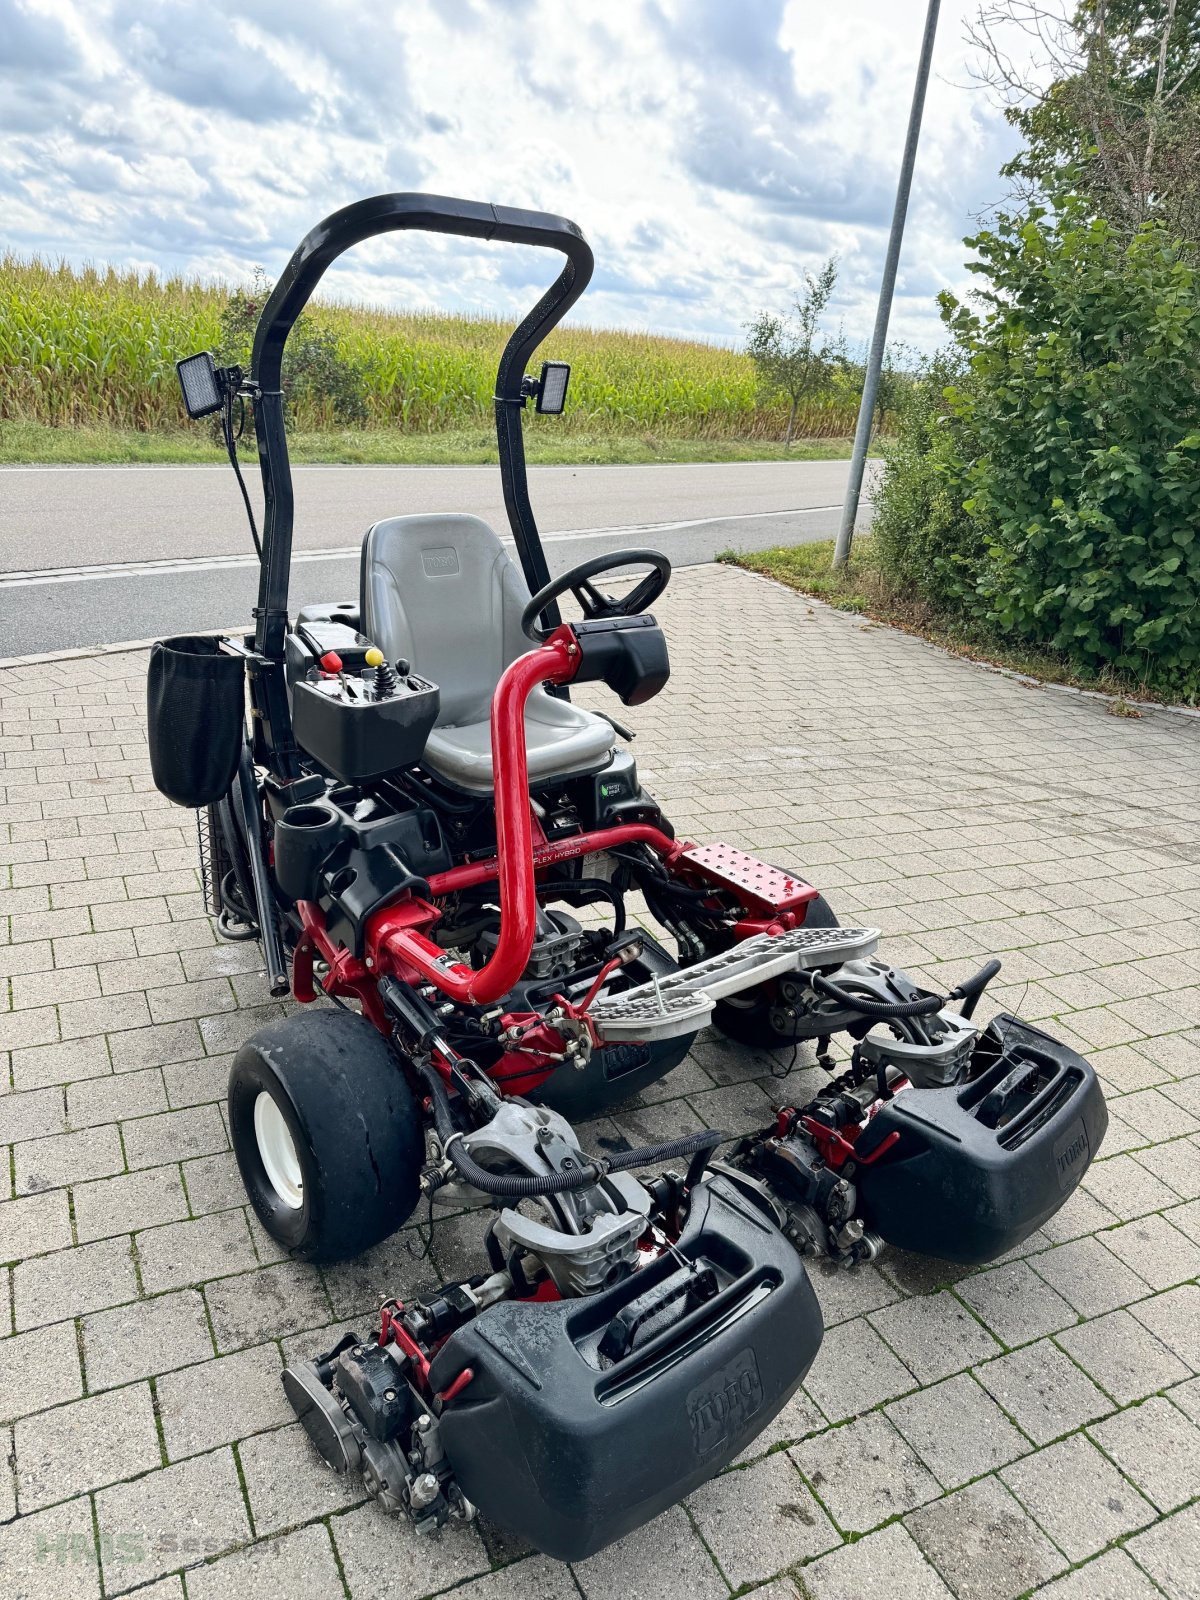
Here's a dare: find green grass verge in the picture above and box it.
[722,538,1179,709]
[0,421,864,467]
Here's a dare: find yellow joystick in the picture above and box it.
[364,647,384,668]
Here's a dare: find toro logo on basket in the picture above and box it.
[686,1348,763,1457]
[1053,1119,1091,1193]
[602,1042,653,1080]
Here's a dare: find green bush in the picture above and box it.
[948,203,1200,699]
[871,348,982,613]
[217,270,367,428]
[874,200,1200,701]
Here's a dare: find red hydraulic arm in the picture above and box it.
[372,629,582,1005]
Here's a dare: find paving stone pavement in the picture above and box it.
[2,561,1199,1600]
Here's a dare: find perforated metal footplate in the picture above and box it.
[590,925,881,1042]
[680,844,817,914]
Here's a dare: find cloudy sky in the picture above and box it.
[1,0,1032,352]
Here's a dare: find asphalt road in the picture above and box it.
[0,459,874,655]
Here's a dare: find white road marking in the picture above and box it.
[0,505,841,588]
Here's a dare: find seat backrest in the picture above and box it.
[360,513,533,727]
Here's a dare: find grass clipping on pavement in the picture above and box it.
[722,539,1171,713]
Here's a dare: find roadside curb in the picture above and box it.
[0,625,237,671]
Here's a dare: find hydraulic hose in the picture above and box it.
[610,848,712,906]
[418,1063,724,1199]
[535,877,627,935]
[808,954,1002,1022]
[808,971,944,1019]
[951,958,1002,1020]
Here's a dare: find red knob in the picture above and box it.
[319,651,343,674]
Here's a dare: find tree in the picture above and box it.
[745,257,840,446]
[861,341,918,432]
[970,1,1200,239]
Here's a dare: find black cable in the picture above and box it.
[219,791,258,929]
[218,868,254,923]
[610,848,714,905]
[536,876,627,935]
[685,1140,718,1190]
[222,389,262,560]
[771,1036,800,1080]
[808,972,944,1019]
[418,1062,723,1199]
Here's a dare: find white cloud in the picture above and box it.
[0,0,1035,351]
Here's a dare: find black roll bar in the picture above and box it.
[247,192,594,776]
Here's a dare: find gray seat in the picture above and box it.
[360,513,616,793]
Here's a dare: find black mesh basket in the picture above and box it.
[147,636,245,808]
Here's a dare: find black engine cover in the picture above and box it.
[427,1174,822,1561]
[335,1342,413,1442]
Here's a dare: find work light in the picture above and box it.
[176,351,224,418]
[535,360,571,414]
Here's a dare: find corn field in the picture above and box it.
[0,254,868,438]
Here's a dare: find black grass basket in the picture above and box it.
[147,635,245,807]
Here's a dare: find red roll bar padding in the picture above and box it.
[371,629,582,1005]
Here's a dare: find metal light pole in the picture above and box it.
[833,0,941,568]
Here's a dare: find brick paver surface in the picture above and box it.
[2,562,1199,1599]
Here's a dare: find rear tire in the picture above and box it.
[712,886,839,1050]
[228,1008,423,1262]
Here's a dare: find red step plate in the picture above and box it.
[680,844,818,914]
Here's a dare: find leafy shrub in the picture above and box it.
[947,202,1200,699]
[871,348,982,614]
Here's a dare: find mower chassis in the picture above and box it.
[157,188,1112,1565]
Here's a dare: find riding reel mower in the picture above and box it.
[149,194,1107,1562]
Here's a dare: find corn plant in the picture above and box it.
[1,254,871,439]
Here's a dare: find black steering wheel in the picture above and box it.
[521,549,672,642]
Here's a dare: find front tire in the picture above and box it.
[712,887,839,1049]
[228,1008,423,1262]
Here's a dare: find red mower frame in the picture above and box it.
[290,618,818,1097]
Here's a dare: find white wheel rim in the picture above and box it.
[253,1092,304,1210]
